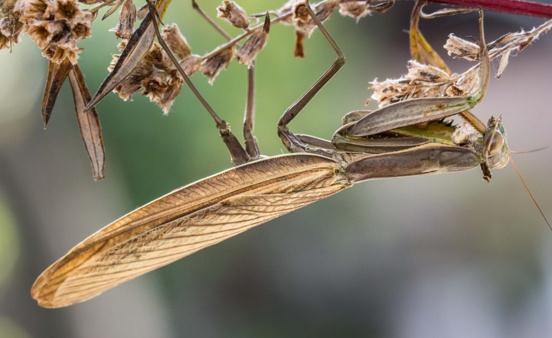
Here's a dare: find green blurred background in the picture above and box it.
[1,0,551,337]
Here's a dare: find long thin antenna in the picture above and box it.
[510,158,552,232]
[511,146,550,155]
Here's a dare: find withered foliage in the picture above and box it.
[277,0,394,57]
[216,0,248,29]
[236,16,270,67]
[15,0,93,64]
[110,24,199,113]
[0,0,23,50]
[199,45,234,84]
[445,19,552,77]
[371,19,552,107]
[111,0,135,39]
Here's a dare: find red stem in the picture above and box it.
[429,0,552,18]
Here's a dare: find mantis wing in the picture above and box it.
[32,154,349,308]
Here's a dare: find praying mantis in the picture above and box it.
[30,0,549,308]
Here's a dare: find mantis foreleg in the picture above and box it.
[338,10,490,139]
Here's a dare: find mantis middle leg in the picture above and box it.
[276,0,345,157]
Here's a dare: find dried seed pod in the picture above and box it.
[487,19,552,77]
[370,60,472,107]
[200,46,234,84]
[15,0,93,64]
[161,23,191,60]
[108,23,199,114]
[291,0,338,57]
[112,0,136,39]
[179,54,202,76]
[444,33,480,61]
[338,1,372,21]
[338,0,394,21]
[294,30,305,58]
[294,0,338,36]
[217,0,249,29]
[0,15,23,49]
[276,0,296,25]
[443,19,552,79]
[236,15,270,67]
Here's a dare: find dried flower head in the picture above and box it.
[15,0,93,64]
[0,14,23,49]
[372,19,552,107]
[200,45,234,84]
[217,0,249,29]
[339,0,394,21]
[294,0,338,36]
[292,0,338,57]
[338,1,372,21]
[162,23,192,60]
[276,0,296,25]
[370,60,472,107]
[444,34,482,62]
[445,19,552,77]
[236,15,270,67]
[111,0,135,40]
[110,25,199,114]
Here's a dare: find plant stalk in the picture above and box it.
[428,0,552,18]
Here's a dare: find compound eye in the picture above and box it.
[488,133,505,157]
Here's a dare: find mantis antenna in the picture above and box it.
[510,157,552,231]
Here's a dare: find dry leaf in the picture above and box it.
[69,65,105,180]
[41,59,73,126]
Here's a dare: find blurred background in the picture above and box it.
[1,0,551,337]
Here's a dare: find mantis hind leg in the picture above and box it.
[191,0,261,161]
[149,1,251,165]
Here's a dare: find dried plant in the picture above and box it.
[15,0,94,64]
[371,19,552,107]
[445,19,552,77]
[109,24,199,113]
[216,0,249,29]
[1,0,551,180]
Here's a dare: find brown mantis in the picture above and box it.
[30,1,549,308]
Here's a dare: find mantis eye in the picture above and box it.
[482,117,510,170]
[487,132,505,157]
[485,122,510,169]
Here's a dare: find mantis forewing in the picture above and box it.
[32,154,348,308]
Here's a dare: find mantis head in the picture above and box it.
[483,115,510,170]
[477,115,510,181]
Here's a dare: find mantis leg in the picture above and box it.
[410,0,486,133]
[340,10,490,138]
[191,0,231,40]
[147,2,249,165]
[243,64,261,159]
[277,0,345,156]
[191,0,261,160]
